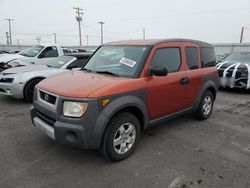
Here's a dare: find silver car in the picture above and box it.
[0,54,90,101]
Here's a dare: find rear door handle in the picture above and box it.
[180,77,189,85]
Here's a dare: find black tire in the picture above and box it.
[194,90,214,120]
[24,79,43,102]
[101,112,141,162]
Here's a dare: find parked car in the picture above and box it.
[30,39,218,161]
[216,51,250,89]
[0,44,65,69]
[0,53,91,101]
[10,50,21,54]
[0,50,10,54]
[75,48,87,53]
[216,53,229,63]
[0,52,92,72]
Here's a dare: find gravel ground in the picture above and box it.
[0,89,250,188]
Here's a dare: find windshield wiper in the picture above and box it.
[95,70,119,77]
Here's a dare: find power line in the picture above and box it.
[73,7,83,46]
[107,8,250,23]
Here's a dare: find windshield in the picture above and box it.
[84,45,151,78]
[224,52,250,63]
[42,56,74,68]
[19,45,44,57]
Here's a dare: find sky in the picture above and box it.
[0,0,250,46]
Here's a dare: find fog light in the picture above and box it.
[65,131,78,142]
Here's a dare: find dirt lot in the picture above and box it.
[0,89,249,188]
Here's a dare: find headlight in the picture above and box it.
[241,70,248,77]
[63,101,88,117]
[0,78,14,83]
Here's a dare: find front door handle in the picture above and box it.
[180,77,189,85]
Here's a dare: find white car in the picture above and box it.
[0,44,64,71]
[0,53,91,101]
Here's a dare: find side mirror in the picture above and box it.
[149,66,168,76]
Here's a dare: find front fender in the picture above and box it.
[93,89,148,148]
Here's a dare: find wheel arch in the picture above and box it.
[193,79,218,111]
[97,94,148,148]
[23,77,45,97]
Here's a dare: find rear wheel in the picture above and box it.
[101,112,141,162]
[194,90,214,120]
[24,79,43,102]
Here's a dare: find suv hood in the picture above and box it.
[0,53,27,63]
[37,71,127,98]
[3,65,51,74]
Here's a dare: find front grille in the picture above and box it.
[218,69,242,79]
[0,88,5,93]
[40,90,57,105]
[35,110,56,127]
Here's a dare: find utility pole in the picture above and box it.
[98,21,104,45]
[17,39,20,49]
[35,36,41,44]
[54,33,57,44]
[73,7,83,46]
[5,18,14,45]
[240,27,244,43]
[6,32,10,45]
[86,35,89,46]
[143,28,146,40]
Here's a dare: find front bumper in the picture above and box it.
[30,91,109,149]
[0,81,24,98]
[219,77,249,89]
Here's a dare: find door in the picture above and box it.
[147,45,188,120]
[184,46,203,107]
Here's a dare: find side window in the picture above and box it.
[201,47,216,67]
[39,46,58,58]
[150,48,181,73]
[185,47,199,70]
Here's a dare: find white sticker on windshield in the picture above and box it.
[120,58,136,67]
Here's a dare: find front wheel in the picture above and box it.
[101,112,141,162]
[194,90,214,120]
[24,79,43,102]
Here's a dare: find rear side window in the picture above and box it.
[201,47,216,67]
[150,48,181,73]
[185,47,199,70]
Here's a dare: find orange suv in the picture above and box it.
[30,39,219,161]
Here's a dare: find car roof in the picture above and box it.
[105,38,213,48]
